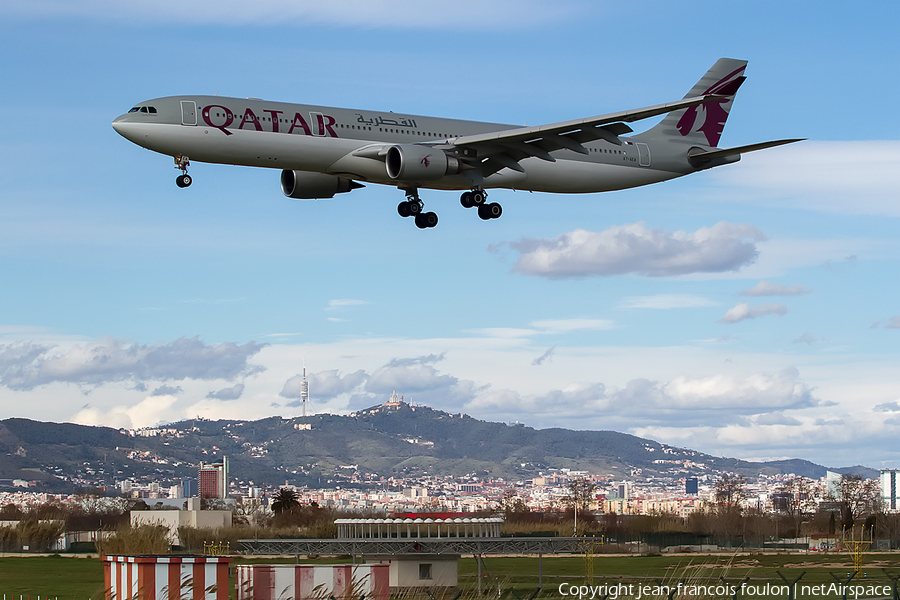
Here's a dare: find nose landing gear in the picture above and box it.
[175,155,192,188]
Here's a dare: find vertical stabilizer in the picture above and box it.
[644,58,748,148]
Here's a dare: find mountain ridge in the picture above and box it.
[0,402,879,493]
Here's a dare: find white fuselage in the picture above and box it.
[112,95,695,194]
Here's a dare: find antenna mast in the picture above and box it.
[300,358,309,417]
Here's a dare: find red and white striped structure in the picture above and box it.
[103,555,231,600]
[236,564,390,600]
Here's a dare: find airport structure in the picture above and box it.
[131,497,232,545]
[241,517,586,591]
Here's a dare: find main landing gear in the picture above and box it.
[174,155,192,188]
[460,190,502,220]
[396,188,502,228]
[397,189,438,229]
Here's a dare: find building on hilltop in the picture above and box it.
[384,390,405,408]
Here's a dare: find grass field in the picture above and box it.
[3,553,900,599]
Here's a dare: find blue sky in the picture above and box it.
[1,1,898,468]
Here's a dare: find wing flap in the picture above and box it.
[453,95,722,150]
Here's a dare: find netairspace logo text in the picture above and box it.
[558,582,894,599]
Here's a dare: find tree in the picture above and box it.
[270,488,300,515]
[829,475,883,527]
[565,477,597,534]
[715,474,746,510]
[776,477,817,537]
[713,474,747,540]
[566,477,596,514]
[498,489,531,523]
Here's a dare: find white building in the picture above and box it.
[131,497,232,545]
[882,469,900,512]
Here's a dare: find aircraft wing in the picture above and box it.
[449,95,726,175]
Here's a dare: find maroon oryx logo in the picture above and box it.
[677,66,746,147]
[420,154,432,168]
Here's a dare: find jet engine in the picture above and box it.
[385,145,460,181]
[280,170,363,199]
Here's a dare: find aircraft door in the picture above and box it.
[181,100,197,126]
[636,142,651,166]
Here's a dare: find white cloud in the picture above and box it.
[739,280,810,297]
[71,394,179,429]
[0,337,266,391]
[466,320,615,339]
[5,331,900,466]
[529,318,616,332]
[151,385,183,397]
[619,294,718,309]
[281,369,368,401]
[754,412,802,426]
[327,299,370,310]
[711,141,900,217]
[465,367,817,428]
[206,383,245,401]
[719,302,788,324]
[872,316,900,329]
[3,0,578,29]
[532,347,555,366]
[792,332,818,345]
[465,328,538,339]
[501,221,763,279]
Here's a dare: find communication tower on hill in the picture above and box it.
[300,360,310,417]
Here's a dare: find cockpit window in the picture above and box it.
[129,107,140,113]
[140,106,149,113]
[129,106,158,114]
[148,107,157,113]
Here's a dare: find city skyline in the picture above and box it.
[0,2,898,468]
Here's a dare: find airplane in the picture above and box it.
[112,58,801,229]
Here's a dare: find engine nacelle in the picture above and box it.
[280,170,362,199]
[385,145,460,181]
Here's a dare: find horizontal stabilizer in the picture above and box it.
[688,138,805,168]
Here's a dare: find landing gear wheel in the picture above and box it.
[176,174,192,188]
[398,201,412,218]
[407,200,422,215]
[415,212,438,229]
[478,202,502,220]
[471,191,486,206]
[460,191,474,208]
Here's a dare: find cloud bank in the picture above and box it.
[501,222,764,279]
[0,337,266,391]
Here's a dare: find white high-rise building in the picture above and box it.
[825,471,842,499]
[882,469,900,512]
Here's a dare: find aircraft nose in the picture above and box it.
[112,115,138,140]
